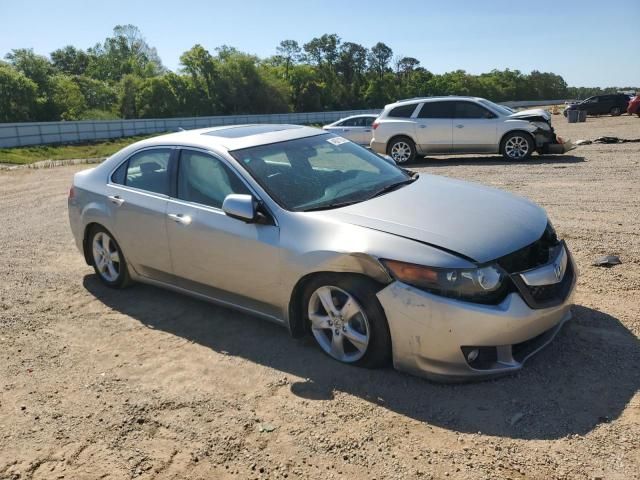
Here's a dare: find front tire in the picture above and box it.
[610,106,622,116]
[303,274,391,368]
[501,132,534,161]
[387,136,416,164]
[89,225,132,288]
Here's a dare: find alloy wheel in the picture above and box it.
[504,136,530,159]
[390,141,412,163]
[92,231,121,282]
[308,285,370,363]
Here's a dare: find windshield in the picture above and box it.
[478,99,514,116]
[231,134,411,211]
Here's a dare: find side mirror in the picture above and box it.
[222,194,256,222]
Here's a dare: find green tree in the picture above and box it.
[118,74,142,119]
[0,63,38,122]
[51,46,90,75]
[275,40,303,79]
[51,75,87,120]
[368,42,393,80]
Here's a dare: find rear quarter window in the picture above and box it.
[388,104,418,118]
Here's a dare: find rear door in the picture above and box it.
[106,147,174,278]
[165,148,282,315]
[414,101,453,153]
[452,101,499,153]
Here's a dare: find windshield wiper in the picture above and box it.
[366,176,418,200]
[301,199,364,212]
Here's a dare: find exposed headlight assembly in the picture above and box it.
[382,260,508,304]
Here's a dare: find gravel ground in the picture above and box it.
[1,114,639,480]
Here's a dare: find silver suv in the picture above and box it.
[370,96,568,163]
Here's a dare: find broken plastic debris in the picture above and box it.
[258,423,276,433]
[592,255,621,267]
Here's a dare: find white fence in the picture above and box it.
[0,100,569,148]
[0,110,379,148]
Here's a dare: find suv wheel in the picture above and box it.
[610,106,622,116]
[387,137,416,164]
[501,132,534,161]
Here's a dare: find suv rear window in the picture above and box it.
[388,104,418,118]
[418,101,454,118]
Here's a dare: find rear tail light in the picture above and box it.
[68,186,75,199]
[372,121,379,130]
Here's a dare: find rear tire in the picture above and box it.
[89,225,132,288]
[610,106,622,116]
[302,274,391,369]
[387,136,416,164]
[501,132,534,161]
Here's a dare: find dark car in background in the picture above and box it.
[564,94,631,117]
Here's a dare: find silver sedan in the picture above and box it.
[68,124,576,381]
[322,114,378,145]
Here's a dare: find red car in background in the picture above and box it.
[627,96,640,116]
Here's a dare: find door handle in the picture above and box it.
[167,213,192,225]
[419,125,427,128]
[342,129,350,132]
[364,129,372,132]
[456,124,464,128]
[108,195,125,206]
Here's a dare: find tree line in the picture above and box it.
[0,25,634,123]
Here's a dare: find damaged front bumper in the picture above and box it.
[534,128,575,155]
[376,247,577,382]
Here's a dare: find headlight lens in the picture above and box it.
[382,260,507,303]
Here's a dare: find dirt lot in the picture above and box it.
[1,115,639,480]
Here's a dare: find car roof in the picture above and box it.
[386,96,484,108]
[131,124,326,151]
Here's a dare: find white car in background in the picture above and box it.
[370,96,572,163]
[322,114,378,145]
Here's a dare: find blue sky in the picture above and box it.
[2,0,638,87]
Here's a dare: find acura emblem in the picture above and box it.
[554,263,562,281]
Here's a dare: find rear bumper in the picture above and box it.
[370,140,386,155]
[376,250,577,382]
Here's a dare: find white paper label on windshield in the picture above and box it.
[326,136,350,146]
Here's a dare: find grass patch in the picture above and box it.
[0,135,157,165]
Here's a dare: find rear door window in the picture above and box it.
[339,118,357,127]
[114,149,172,195]
[417,101,454,118]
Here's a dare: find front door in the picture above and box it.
[165,149,282,316]
[451,101,499,153]
[106,147,174,277]
[413,101,453,154]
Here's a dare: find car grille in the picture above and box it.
[497,223,559,274]
[510,245,575,310]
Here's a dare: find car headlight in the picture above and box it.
[382,259,507,303]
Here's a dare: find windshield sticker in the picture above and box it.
[327,136,350,146]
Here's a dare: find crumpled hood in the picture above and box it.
[324,175,548,263]
[508,108,551,121]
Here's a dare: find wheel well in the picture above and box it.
[287,271,387,339]
[386,134,415,154]
[82,222,101,266]
[499,130,534,150]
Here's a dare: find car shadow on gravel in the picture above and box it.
[411,154,585,167]
[84,275,639,441]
